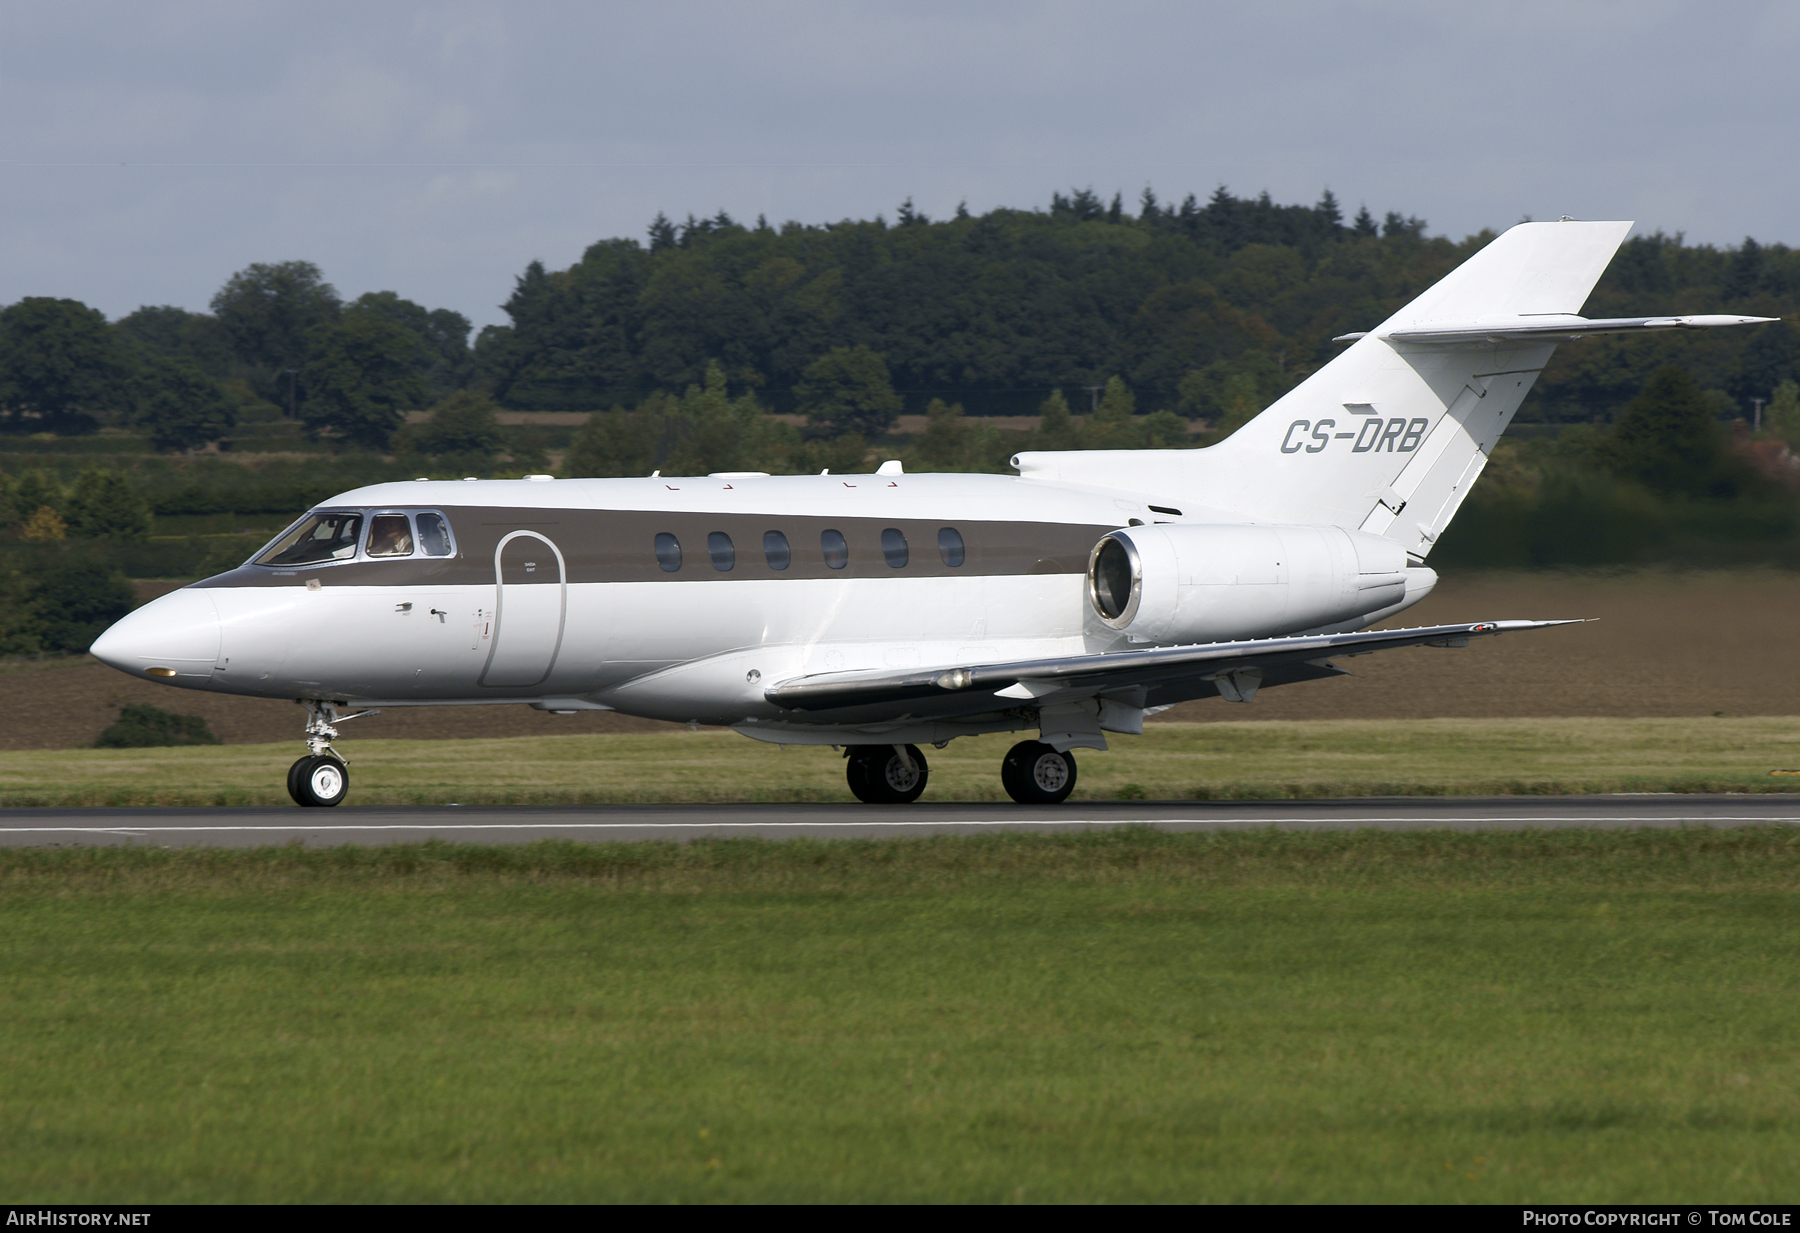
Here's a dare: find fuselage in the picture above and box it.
[95,470,1287,726]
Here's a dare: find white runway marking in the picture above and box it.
[6,815,1800,835]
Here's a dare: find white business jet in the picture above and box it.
[91,221,1773,807]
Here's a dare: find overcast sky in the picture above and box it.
[2,0,1795,333]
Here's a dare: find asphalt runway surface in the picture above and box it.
[2,796,1798,848]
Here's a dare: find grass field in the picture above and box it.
[2,828,1797,1202]
[3,717,1800,806]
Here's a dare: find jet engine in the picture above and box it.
[1086,523,1433,644]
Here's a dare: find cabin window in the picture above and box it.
[415,512,454,557]
[881,527,909,568]
[938,527,965,567]
[256,511,363,567]
[708,531,736,572]
[821,529,848,570]
[366,514,414,557]
[654,532,682,572]
[763,530,791,570]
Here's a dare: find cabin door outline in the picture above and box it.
[478,529,568,688]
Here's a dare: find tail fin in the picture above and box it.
[1014,220,1634,558]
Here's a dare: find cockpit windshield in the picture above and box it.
[257,511,364,567]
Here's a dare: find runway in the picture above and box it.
[1,796,1798,847]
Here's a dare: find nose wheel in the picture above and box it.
[288,754,349,807]
[1001,741,1078,805]
[845,744,929,804]
[288,699,373,807]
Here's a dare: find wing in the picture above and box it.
[764,619,1577,720]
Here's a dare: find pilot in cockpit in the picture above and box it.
[367,514,414,558]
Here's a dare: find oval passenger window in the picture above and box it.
[763,530,791,570]
[708,531,735,572]
[881,528,908,568]
[654,532,682,572]
[821,529,848,570]
[938,527,965,567]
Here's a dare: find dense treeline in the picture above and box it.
[480,189,1800,426]
[3,186,1800,622]
[3,187,1797,451]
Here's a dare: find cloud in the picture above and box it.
[1,0,1793,329]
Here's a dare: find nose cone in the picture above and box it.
[90,588,222,688]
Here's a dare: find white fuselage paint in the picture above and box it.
[99,472,1195,727]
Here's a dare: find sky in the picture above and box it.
[2,0,1796,334]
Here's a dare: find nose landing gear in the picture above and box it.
[287,700,372,807]
[288,753,349,807]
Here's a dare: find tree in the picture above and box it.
[32,558,135,652]
[115,305,237,377]
[66,468,152,540]
[299,314,429,449]
[1215,373,1263,437]
[795,346,902,437]
[348,292,472,394]
[95,702,220,748]
[9,470,63,527]
[1082,377,1144,449]
[1764,379,1800,448]
[562,363,790,477]
[19,504,65,541]
[1599,366,1738,498]
[131,355,238,451]
[210,261,342,394]
[658,361,782,476]
[912,398,1005,472]
[563,400,663,478]
[1033,389,1083,450]
[0,298,126,433]
[400,389,506,475]
[1732,321,1797,407]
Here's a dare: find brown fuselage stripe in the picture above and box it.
[194,507,1121,588]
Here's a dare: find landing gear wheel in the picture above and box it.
[845,744,929,804]
[286,756,311,805]
[290,755,349,808]
[1001,741,1077,805]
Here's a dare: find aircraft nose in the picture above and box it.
[89,588,222,687]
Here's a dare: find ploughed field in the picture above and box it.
[6,567,1799,754]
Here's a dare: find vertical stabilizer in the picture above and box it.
[1013,220,1636,557]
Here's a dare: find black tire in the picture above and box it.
[293,754,349,808]
[1001,741,1077,805]
[286,756,312,806]
[845,744,929,804]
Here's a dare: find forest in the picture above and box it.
[2,186,1799,654]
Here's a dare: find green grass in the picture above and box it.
[6,717,1800,806]
[2,828,1797,1201]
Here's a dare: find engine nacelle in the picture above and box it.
[1086,523,1430,644]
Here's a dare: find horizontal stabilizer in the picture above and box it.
[766,619,1579,714]
[1365,313,1777,346]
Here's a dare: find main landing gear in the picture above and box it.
[287,700,356,808]
[842,739,1079,806]
[1001,741,1078,805]
[845,744,929,804]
